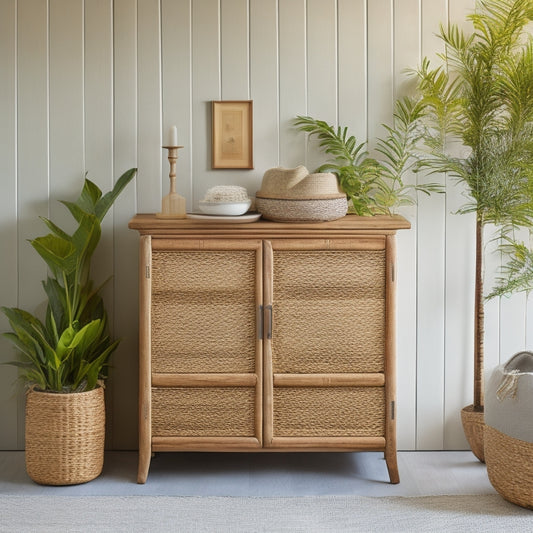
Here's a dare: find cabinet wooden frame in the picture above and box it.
[130,215,410,484]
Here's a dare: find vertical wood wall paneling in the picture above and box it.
[337,0,366,143]
[0,0,19,450]
[305,0,337,172]
[278,0,307,167]
[499,227,528,359]
[443,0,477,449]
[84,0,114,285]
[3,0,533,452]
[16,0,51,448]
[137,0,162,213]
[191,0,221,209]
[392,0,421,451]
[366,0,393,153]
[112,0,139,449]
[483,229,502,373]
[415,0,447,451]
[161,0,192,209]
[49,0,85,228]
[84,0,115,445]
[249,0,278,184]
[221,0,249,100]
[221,0,255,192]
[527,292,533,350]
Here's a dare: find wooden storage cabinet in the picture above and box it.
[129,215,410,484]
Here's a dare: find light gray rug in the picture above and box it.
[0,494,531,532]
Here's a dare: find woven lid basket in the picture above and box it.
[257,166,345,200]
[256,166,347,222]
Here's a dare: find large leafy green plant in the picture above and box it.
[1,168,136,392]
[414,0,533,413]
[295,97,442,215]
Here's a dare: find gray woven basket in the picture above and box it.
[484,351,533,508]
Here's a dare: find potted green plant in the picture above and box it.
[414,0,533,460]
[294,96,442,215]
[1,168,136,485]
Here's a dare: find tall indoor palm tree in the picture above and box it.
[415,0,533,460]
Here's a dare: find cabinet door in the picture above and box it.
[263,238,393,449]
[143,238,263,450]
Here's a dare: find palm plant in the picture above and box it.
[1,168,136,392]
[414,0,533,456]
[295,97,442,216]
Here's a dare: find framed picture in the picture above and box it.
[212,100,253,169]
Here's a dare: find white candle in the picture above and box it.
[168,125,178,146]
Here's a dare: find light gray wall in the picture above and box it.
[1,0,531,451]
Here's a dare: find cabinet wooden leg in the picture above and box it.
[385,450,400,484]
[137,446,151,484]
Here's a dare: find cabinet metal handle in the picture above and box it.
[257,305,264,340]
[265,304,273,339]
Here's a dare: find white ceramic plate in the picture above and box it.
[187,212,261,223]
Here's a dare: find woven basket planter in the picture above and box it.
[461,404,485,462]
[484,351,533,508]
[485,426,533,509]
[25,386,105,485]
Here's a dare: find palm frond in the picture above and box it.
[295,96,443,215]
[488,237,533,297]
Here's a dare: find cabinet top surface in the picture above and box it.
[128,214,411,236]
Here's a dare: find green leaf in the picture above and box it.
[94,168,137,221]
[79,339,120,390]
[1,332,40,365]
[39,216,71,241]
[1,308,46,357]
[71,212,101,261]
[56,325,78,361]
[42,277,67,333]
[60,199,88,224]
[29,234,77,279]
[71,319,103,355]
[76,176,103,215]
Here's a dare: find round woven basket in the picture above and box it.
[485,425,533,509]
[461,404,485,462]
[25,387,105,485]
[255,196,348,222]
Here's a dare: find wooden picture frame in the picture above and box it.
[212,100,253,169]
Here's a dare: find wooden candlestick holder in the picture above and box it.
[156,145,186,218]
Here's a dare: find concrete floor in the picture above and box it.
[0,451,496,497]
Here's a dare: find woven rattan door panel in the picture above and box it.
[272,387,385,437]
[151,248,258,373]
[271,246,386,373]
[152,387,256,437]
